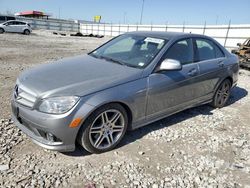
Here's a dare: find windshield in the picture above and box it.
[89,34,167,68]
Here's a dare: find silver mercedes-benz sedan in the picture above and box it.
[11,32,239,153]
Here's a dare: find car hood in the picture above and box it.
[18,55,143,98]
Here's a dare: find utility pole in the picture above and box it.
[139,0,145,25]
[215,15,219,25]
[123,12,127,24]
[58,7,61,19]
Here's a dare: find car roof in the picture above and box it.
[126,31,207,40]
[5,20,27,23]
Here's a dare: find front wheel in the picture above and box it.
[77,104,128,153]
[0,28,4,34]
[211,79,231,108]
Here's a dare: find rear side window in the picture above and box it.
[164,39,193,65]
[194,38,224,61]
[18,22,26,25]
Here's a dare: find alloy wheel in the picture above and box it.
[215,80,230,106]
[89,109,125,150]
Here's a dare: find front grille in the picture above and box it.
[14,85,37,108]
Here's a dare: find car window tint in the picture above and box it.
[214,43,225,58]
[164,39,193,65]
[195,38,224,61]
[7,21,14,25]
[18,22,26,25]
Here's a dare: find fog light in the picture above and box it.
[46,132,55,142]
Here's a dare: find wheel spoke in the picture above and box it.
[224,84,229,91]
[106,133,114,145]
[90,129,102,134]
[217,94,223,104]
[110,112,121,124]
[112,128,123,133]
[90,125,103,134]
[224,92,229,97]
[101,112,109,124]
[94,133,105,147]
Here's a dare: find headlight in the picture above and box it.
[38,96,79,114]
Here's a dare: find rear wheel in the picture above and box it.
[0,28,4,34]
[23,29,30,35]
[77,103,128,153]
[211,79,231,108]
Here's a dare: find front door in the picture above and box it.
[146,38,201,118]
[4,21,17,32]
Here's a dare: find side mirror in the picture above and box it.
[237,43,241,46]
[157,59,182,72]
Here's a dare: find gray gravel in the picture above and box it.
[0,30,250,187]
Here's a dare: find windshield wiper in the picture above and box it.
[99,55,126,66]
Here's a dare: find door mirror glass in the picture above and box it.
[157,59,182,72]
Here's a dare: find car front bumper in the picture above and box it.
[11,98,95,152]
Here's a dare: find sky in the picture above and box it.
[0,0,249,25]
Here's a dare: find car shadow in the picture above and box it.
[62,86,248,157]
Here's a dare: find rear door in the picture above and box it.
[193,38,227,98]
[16,21,26,33]
[146,38,201,118]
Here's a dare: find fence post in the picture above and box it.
[203,21,206,35]
[118,22,120,35]
[111,23,113,36]
[97,23,99,35]
[136,23,139,31]
[224,20,231,47]
[127,24,129,32]
[182,21,185,32]
[151,22,153,31]
[47,21,50,30]
[103,23,105,36]
[165,22,168,32]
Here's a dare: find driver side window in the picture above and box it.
[5,21,14,26]
[164,39,193,65]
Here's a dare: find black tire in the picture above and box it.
[211,79,232,108]
[23,29,30,35]
[0,28,4,34]
[77,103,128,154]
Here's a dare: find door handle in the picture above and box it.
[218,61,224,67]
[188,68,198,76]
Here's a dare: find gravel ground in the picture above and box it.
[0,30,250,188]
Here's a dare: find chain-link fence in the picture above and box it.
[80,23,250,50]
[17,17,80,32]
